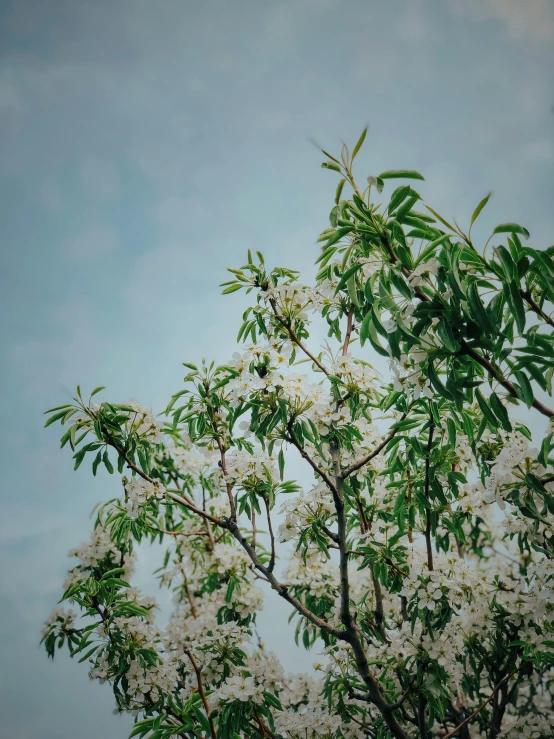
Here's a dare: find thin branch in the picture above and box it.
[269,297,330,375]
[441,669,519,739]
[263,494,276,572]
[424,412,435,572]
[521,290,554,329]
[343,308,354,357]
[342,414,407,478]
[103,432,348,676]
[286,423,337,493]
[226,518,346,640]
[147,525,208,538]
[184,649,217,739]
[328,436,410,739]
[215,437,237,520]
[250,507,257,550]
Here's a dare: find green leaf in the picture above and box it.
[493,223,530,240]
[335,178,346,204]
[366,319,389,357]
[514,370,533,408]
[467,282,493,333]
[436,321,460,352]
[360,311,372,345]
[475,389,498,429]
[378,169,425,181]
[470,192,492,227]
[505,280,526,335]
[78,646,98,663]
[447,418,457,447]
[351,126,368,161]
[494,245,516,282]
[90,386,105,399]
[347,274,360,307]
[325,226,354,248]
[424,206,456,233]
[92,450,102,476]
[489,393,512,432]
[45,410,70,428]
[103,450,114,474]
[388,185,414,214]
[222,284,242,294]
[278,449,285,481]
[336,262,363,292]
[427,363,453,401]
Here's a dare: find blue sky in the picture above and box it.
[1,1,553,737]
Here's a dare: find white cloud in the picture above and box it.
[450,0,554,40]
[64,223,119,261]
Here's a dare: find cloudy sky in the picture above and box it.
[1,1,553,737]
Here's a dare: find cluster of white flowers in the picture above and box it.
[62,526,135,591]
[401,551,487,614]
[278,482,334,543]
[331,353,381,395]
[221,448,279,488]
[124,401,163,443]
[213,673,264,705]
[499,713,552,739]
[391,345,435,400]
[260,282,323,321]
[169,443,217,477]
[124,476,166,518]
[125,657,178,707]
[283,552,339,600]
[408,257,440,287]
[41,608,76,637]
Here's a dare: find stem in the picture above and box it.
[441,669,519,739]
[216,437,237,521]
[521,290,554,329]
[251,507,257,549]
[286,422,337,493]
[226,518,345,640]
[343,308,354,356]
[269,298,329,375]
[424,413,435,572]
[185,649,217,739]
[342,414,408,478]
[263,494,276,572]
[328,436,410,739]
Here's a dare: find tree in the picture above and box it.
[42,129,554,739]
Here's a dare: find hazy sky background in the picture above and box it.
[1,1,554,737]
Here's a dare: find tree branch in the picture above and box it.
[262,494,276,572]
[184,649,217,739]
[286,422,337,493]
[269,297,330,375]
[342,414,407,478]
[424,412,435,572]
[441,669,519,739]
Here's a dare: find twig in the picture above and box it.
[424,412,435,572]
[263,494,276,572]
[269,298,329,376]
[184,649,217,739]
[441,669,519,738]
[343,414,407,478]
